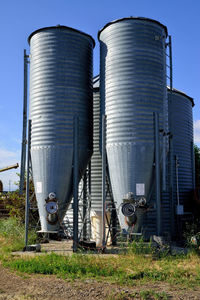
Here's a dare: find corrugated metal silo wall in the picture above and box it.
[99,18,168,232]
[168,89,194,218]
[91,86,103,213]
[91,82,113,212]
[29,26,94,232]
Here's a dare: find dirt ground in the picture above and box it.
[0,264,200,300]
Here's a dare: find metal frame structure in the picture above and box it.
[79,166,92,241]
[62,167,92,241]
[24,120,31,249]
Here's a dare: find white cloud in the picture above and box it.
[0,148,21,191]
[194,120,200,145]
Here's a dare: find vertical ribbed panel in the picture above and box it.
[91,81,103,212]
[99,18,167,230]
[29,26,94,232]
[168,89,194,212]
[91,78,113,212]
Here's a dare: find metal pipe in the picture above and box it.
[162,135,167,191]
[102,114,106,248]
[88,161,92,240]
[168,42,174,235]
[20,50,28,195]
[169,36,173,91]
[175,155,180,206]
[82,171,87,240]
[25,119,31,250]
[154,112,162,236]
[169,134,175,237]
[191,141,195,190]
[0,163,19,173]
[73,115,79,252]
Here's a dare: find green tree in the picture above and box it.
[0,175,38,226]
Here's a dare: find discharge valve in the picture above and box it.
[121,192,146,217]
[45,192,58,225]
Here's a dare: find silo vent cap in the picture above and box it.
[49,192,56,200]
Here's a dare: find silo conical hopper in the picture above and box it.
[28,26,94,232]
[98,18,168,232]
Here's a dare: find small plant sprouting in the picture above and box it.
[139,289,169,300]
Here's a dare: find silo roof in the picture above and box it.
[167,87,194,107]
[28,25,95,48]
[98,17,168,40]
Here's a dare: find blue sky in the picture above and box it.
[0,0,199,190]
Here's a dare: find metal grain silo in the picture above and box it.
[28,26,94,232]
[98,17,168,232]
[168,88,194,216]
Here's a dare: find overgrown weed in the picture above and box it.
[128,238,154,255]
[0,217,37,252]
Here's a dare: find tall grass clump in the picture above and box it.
[128,238,154,255]
[0,217,37,253]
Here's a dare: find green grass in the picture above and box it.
[2,253,124,279]
[0,219,200,289]
[2,251,200,287]
[0,217,37,253]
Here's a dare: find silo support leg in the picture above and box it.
[102,115,106,249]
[73,115,79,252]
[20,49,29,195]
[154,112,162,236]
[24,120,31,250]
